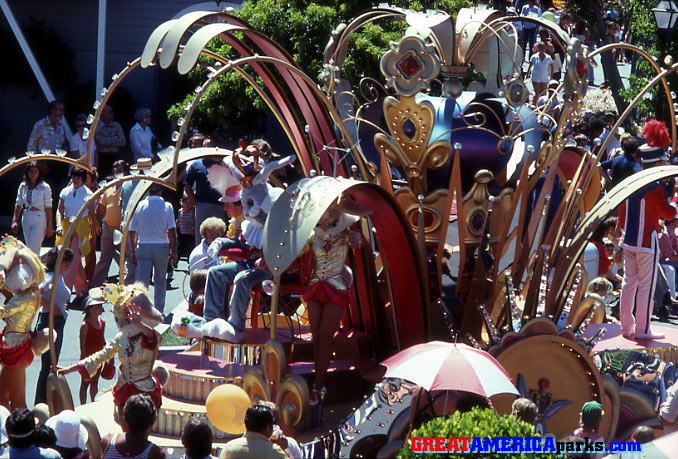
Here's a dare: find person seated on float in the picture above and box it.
[202,190,256,323]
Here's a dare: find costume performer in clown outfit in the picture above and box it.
[0,235,47,410]
[60,283,162,431]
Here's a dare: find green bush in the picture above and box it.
[398,407,556,458]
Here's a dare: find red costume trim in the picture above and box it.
[113,377,162,410]
[0,332,34,368]
[140,330,160,350]
[303,281,350,308]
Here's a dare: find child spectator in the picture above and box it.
[181,419,215,459]
[511,398,538,424]
[79,298,107,404]
[189,269,208,316]
[572,401,604,442]
[177,194,196,261]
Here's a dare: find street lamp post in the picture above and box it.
[652,1,678,122]
[653,1,678,41]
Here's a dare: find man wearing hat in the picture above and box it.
[618,144,678,340]
[572,400,604,443]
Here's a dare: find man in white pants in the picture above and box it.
[618,145,678,340]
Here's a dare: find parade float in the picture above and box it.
[2,4,678,457]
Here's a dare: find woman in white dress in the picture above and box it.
[11,161,54,254]
[56,167,95,307]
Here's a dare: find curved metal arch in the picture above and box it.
[142,12,348,178]
[588,42,677,153]
[48,175,174,372]
[87,41,305,185]
[322,7,409,95]
[0,155,90,180]
[475,16,569,58]
[550,166,678,314]
[213,55,369,178]
[173,26,312,177]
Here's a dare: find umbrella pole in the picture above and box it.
[269,275,281,340]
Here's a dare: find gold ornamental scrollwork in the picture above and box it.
[374,96,452,195]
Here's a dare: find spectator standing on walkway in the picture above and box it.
[56,167,95,309]
[91,161,128,287]
[11,161,54,255]
[183,157,225,245]
[93,105,125,176]
[130,184,177,314]
[177,194,196,262]
[27,100,66,154]
[70,114,96,164]
[526,42,552,105]
[130,108,158,162]
[520,0,541,59]
[34,247,73,406]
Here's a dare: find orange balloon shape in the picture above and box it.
[205,384,252,434]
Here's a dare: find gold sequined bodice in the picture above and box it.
[0,289,40,348]
[310,230,349,290]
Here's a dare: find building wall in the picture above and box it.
[0,0,242,215]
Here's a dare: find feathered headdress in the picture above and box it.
[641,120,671,149]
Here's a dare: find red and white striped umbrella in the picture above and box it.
[381,341,519,397]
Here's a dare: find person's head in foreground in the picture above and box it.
[580,401,603,432]
[631,425,655,444]
[511,398,538,424]
[5,408,37,449]
[124,394,157,436]
[181,419,213,459]
[244,405,275,436]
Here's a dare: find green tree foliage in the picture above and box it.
[398,407,556,458]
[168,0,472,133]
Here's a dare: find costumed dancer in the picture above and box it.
[301,194,371,398]
[619,121,677,340]
[0,235,47,410]
[60,283,163,431]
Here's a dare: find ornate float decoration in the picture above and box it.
[5,3,678,455]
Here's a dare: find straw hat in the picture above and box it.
[130,157,153,171]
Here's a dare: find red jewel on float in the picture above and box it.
[398,55,421,77]
[576,59,587,78]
